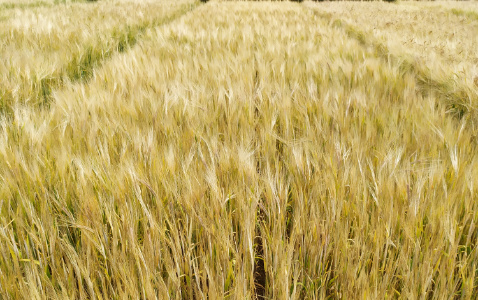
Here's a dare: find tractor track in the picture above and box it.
[306,7,478,125]
[0,1,201,113]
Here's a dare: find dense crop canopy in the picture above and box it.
[1,0,478,299]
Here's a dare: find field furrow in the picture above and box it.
[0,0,197,112]
[306,2,478,124]
[1,2,477,299]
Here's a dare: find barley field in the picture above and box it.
[1,0,478,299]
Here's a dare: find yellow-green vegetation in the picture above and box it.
[0,1,53,9]
[1,0,478,299]
[451,8,478,21]
[0,0,195,111]
[307,1,478,121]
[414,1,478,16]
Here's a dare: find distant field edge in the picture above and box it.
[0,1,52,10]
[451,8,478,21]
[0,0,89,10]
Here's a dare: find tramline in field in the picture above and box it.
[1,0,478,299]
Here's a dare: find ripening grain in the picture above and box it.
[0,0,194,111]
[309,2,478,72]
[306,1,478,120]
[411,1,478,15]
[1,1,478,299]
